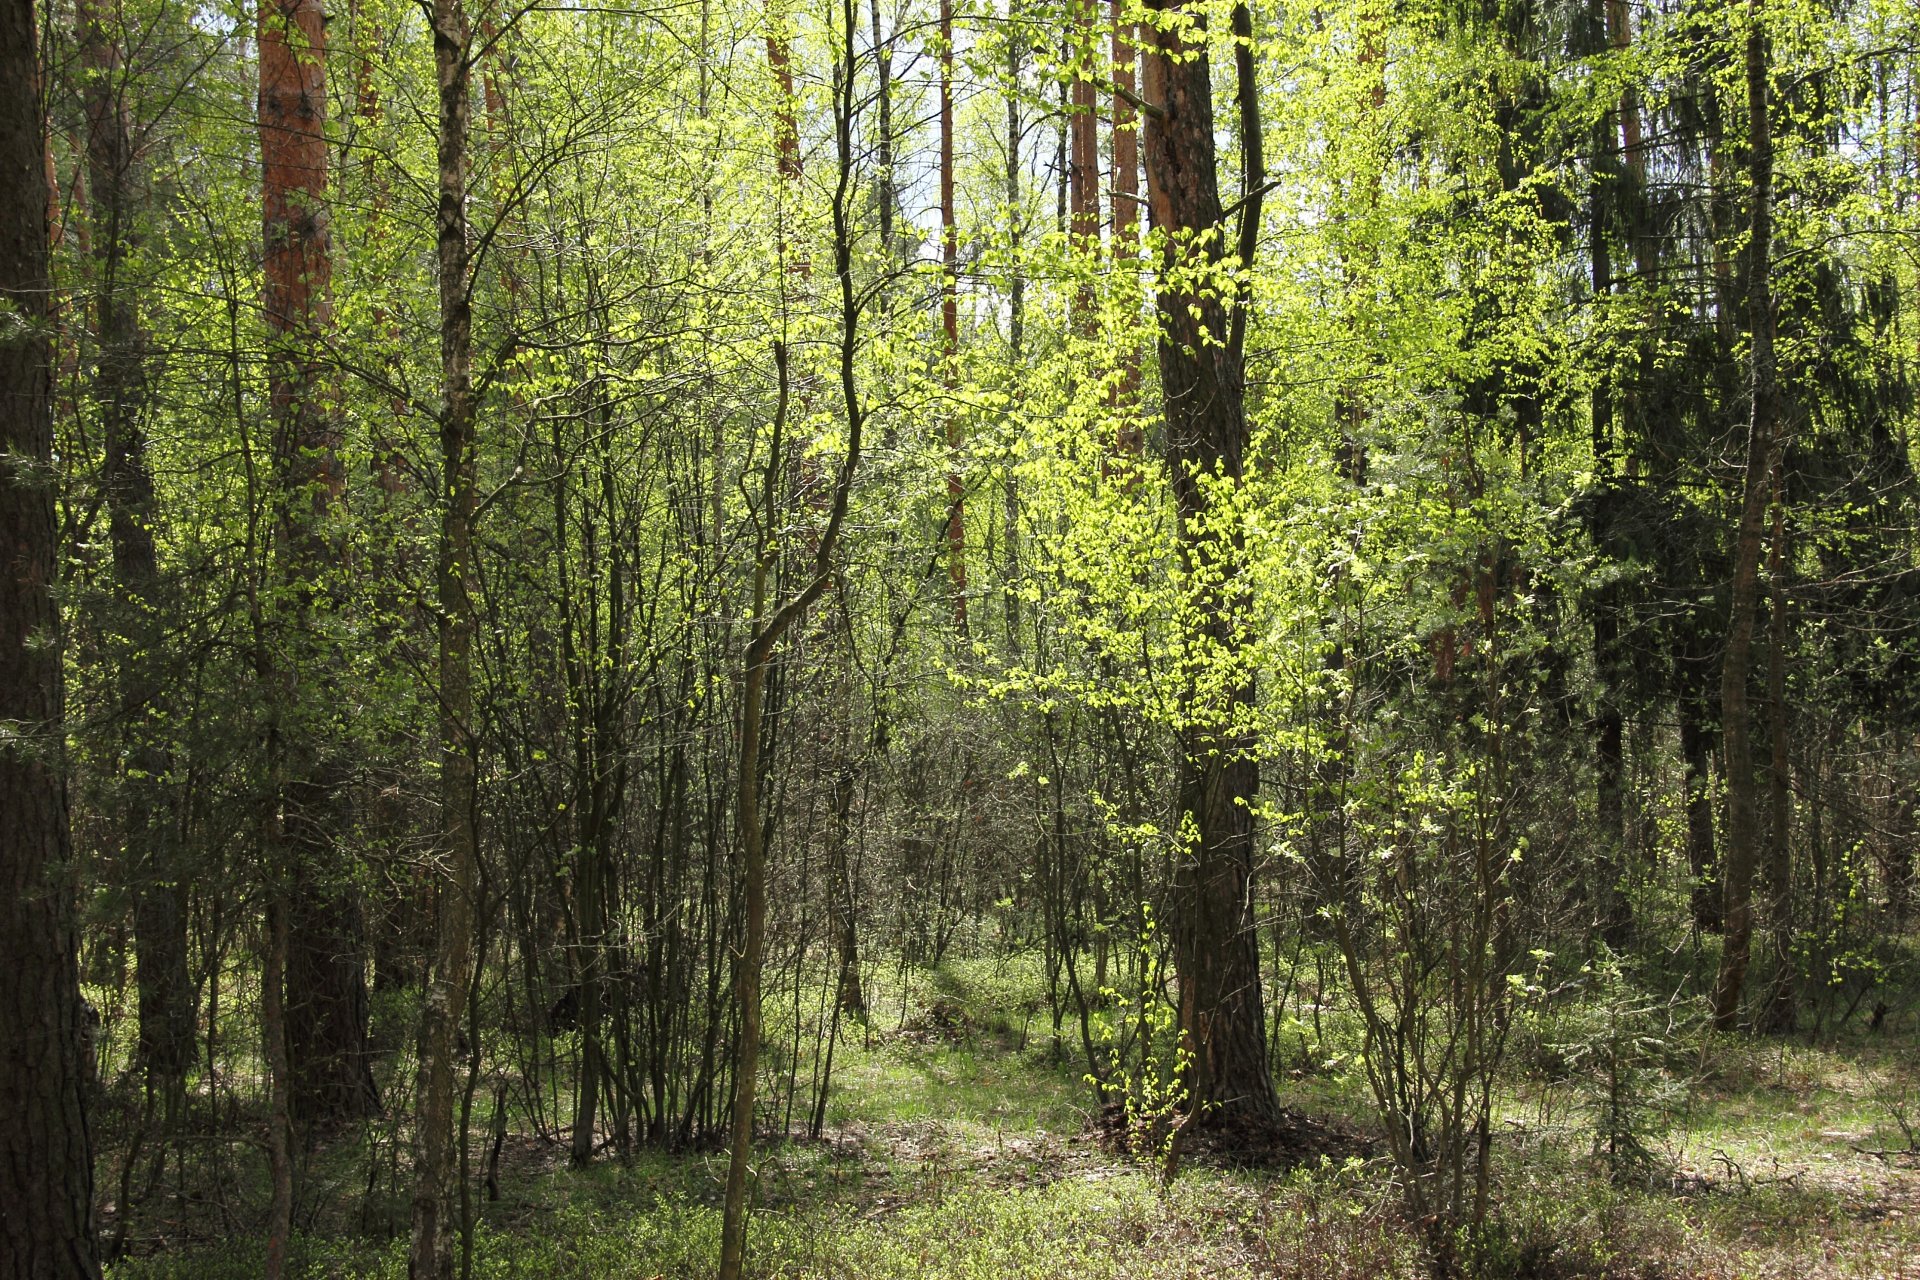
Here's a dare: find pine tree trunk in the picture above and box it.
[829,764,866,1016]
[1140,0,1281,1129]
[1068,0,1098,328]
[259,0,378,1126]
[0,0,101,1266]
[286,877,380,1122]
[261,896,295,1280]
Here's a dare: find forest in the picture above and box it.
[0,0,1917,1274]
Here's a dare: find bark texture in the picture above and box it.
[259,0,378,1126]
[79,0,193,1088]
[411,0,478,1273]
[1140,0,1281,1127]
[1,0,101,1268]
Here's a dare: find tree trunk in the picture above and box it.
[1069,0,1098,328]
[261,897,295,1280]
[718,545,776,1280]
[1680,674,1722,931]
[829,762,866,1016]
[1712,0,1776,1033]
[868,0,892,253]
[1109,0,1141,454]
[1003,30,1026,642]
[0,0,101,1266]
[1757,466,1795,1034]
[79,0,194,1094]
[718,6,871,1260]
[286,878,379,1122]
[1586,0,1629,947]
[1140,0,1281,1129]
[940,0,965,630]
[411,0,478,1274]
[259,0,377,1126]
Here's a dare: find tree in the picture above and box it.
[77,0,195,1103]
[0,0,101,1268]
[411,0,480,1272]
[259,0,379,1132]
[1713,0,1778,1032]
[718,2,870,1271]
[1109,0,1140,451]
[1586,0,1631,947]
[939,0,965,629]
[1139,0,1282,1129]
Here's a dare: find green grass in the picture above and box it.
[105,949,1920,1280]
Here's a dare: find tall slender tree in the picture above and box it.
[941,0,966,628]
[1587,0,1631,946]
[411,0,479,1272]
[1110,0,1140,454]
[1069,0,1098,273]
[258,0,377,1126]
[78,0,193,1098]
[1,0,101,1270]
[718,4,870,1270]
[1713,0,1779,1031]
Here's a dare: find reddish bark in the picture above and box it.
[260,0,379,1126]
[1140,0,1282,1128]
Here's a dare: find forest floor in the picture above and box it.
[104,955,1920,1280]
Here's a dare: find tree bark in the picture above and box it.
[79,0,194,1093]
[1712,0,1776,1033]
[1680,680,1722,931]
[1140,0,1281,1128]
[1587,0,1629,948]
[1757,465,1795,1034]
[0,0,101,1267]
[829,761,866,1016]
[411,0,478,1274]
[261,897,294,1280]
[868,0,892,253]
[259,0,378,1126]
